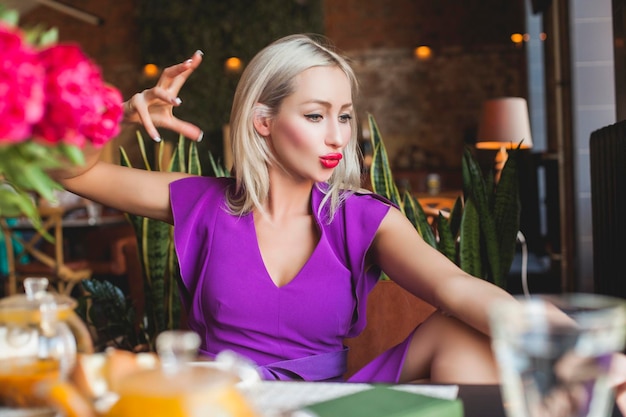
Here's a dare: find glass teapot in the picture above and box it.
[0,277,93,408]
[103,330,259,417]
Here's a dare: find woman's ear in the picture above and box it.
[253,104,271,137]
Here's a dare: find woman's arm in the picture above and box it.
[52,51,205,223]
[369,207,515,335]
[60,161,188,223]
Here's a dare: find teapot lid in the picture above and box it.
[0,278,76,324]
[114,331,237,396]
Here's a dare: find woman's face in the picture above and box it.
[267,65,353,183]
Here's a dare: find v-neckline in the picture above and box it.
[249,196,323,289]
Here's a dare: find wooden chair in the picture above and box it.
[343,280,436,379]
[0,205,92,296]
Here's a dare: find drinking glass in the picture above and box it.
[489,293,626,417]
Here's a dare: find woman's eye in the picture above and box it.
[339,114,353,123]
[305,114,322,122]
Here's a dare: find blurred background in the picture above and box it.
[2,0,623,297]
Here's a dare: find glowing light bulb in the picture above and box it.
[224,57,243,73]
[511,33,524,45]
[414,46,432,60]
[143,63,159,78]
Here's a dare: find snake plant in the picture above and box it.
[78,133,230,351]
[118,133,208,348]
[368,113,520,290]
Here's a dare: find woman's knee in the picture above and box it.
[402,311,499,384]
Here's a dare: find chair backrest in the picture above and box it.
[343,280,436,379]
[1,206,90,296]
[590,120,626,299]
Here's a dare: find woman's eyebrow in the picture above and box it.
[302,99,353,109]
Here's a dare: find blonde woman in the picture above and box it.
[59,34,515,383]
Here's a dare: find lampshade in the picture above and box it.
[476,97,533,150]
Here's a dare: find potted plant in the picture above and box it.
[367,113,520,289]
[345,115,521,376]
[78,133,228,351]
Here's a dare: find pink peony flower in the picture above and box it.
[0,24,45,143]
[1,10,124,222]
[81,84,123,147]
[34,43,109,147]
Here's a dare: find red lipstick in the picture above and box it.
[320,153,343,169]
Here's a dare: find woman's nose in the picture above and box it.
[326,121,347,148]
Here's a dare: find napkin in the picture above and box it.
[298,385,463,417]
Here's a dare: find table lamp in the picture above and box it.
[476,97,533,182]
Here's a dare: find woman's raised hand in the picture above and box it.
[124,50,205,143]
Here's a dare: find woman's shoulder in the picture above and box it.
[171,175,234,195]
[345,188,396,209]
[170,176,234,208]
[172,175,233,187]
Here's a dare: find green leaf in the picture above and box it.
[58,143,85,166]
[368,114,402,208]
[448,196,463,238]
[38,27,59,47]
[187,139,202,175]
[494,149,521,280]
[119,146,133,169]
[140,217,171,334]
[176,134,186,172]
[136,131,152,171]
[0,8,19,26]
[79,278,143,350]
[462,147,489,213]
[436,212,457,262]
[459,198,482,278]
[82,279,126,311]
[462,147,501,286]
[0,188,38,220]
[403,191,436,247]
[165,236,182,330]
[168,136,185,173]
[6,165,62,202]
[208,152,230,177]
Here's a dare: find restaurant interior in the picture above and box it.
[2,0,623,294]
[0,0,623,328]
[1,0,626,415]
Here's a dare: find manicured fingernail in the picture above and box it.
[173,97,182,105]
[195,49,204,56]
[197,131,204,142]
[153,136,162,143]
[185,59,192,64]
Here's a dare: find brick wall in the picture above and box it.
[325,0,528,175]
[20,0,141,162]
[20,0,140,98]
[17,0,528,175]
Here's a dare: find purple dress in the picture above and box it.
[170,176,413,382]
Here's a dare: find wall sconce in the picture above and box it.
[224,57,243,74]
[413,45,432,61]
[476,97,533,182]
[143,63,159,79]
[511,33,524,47]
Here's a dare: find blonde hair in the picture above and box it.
[227,33,361,221]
